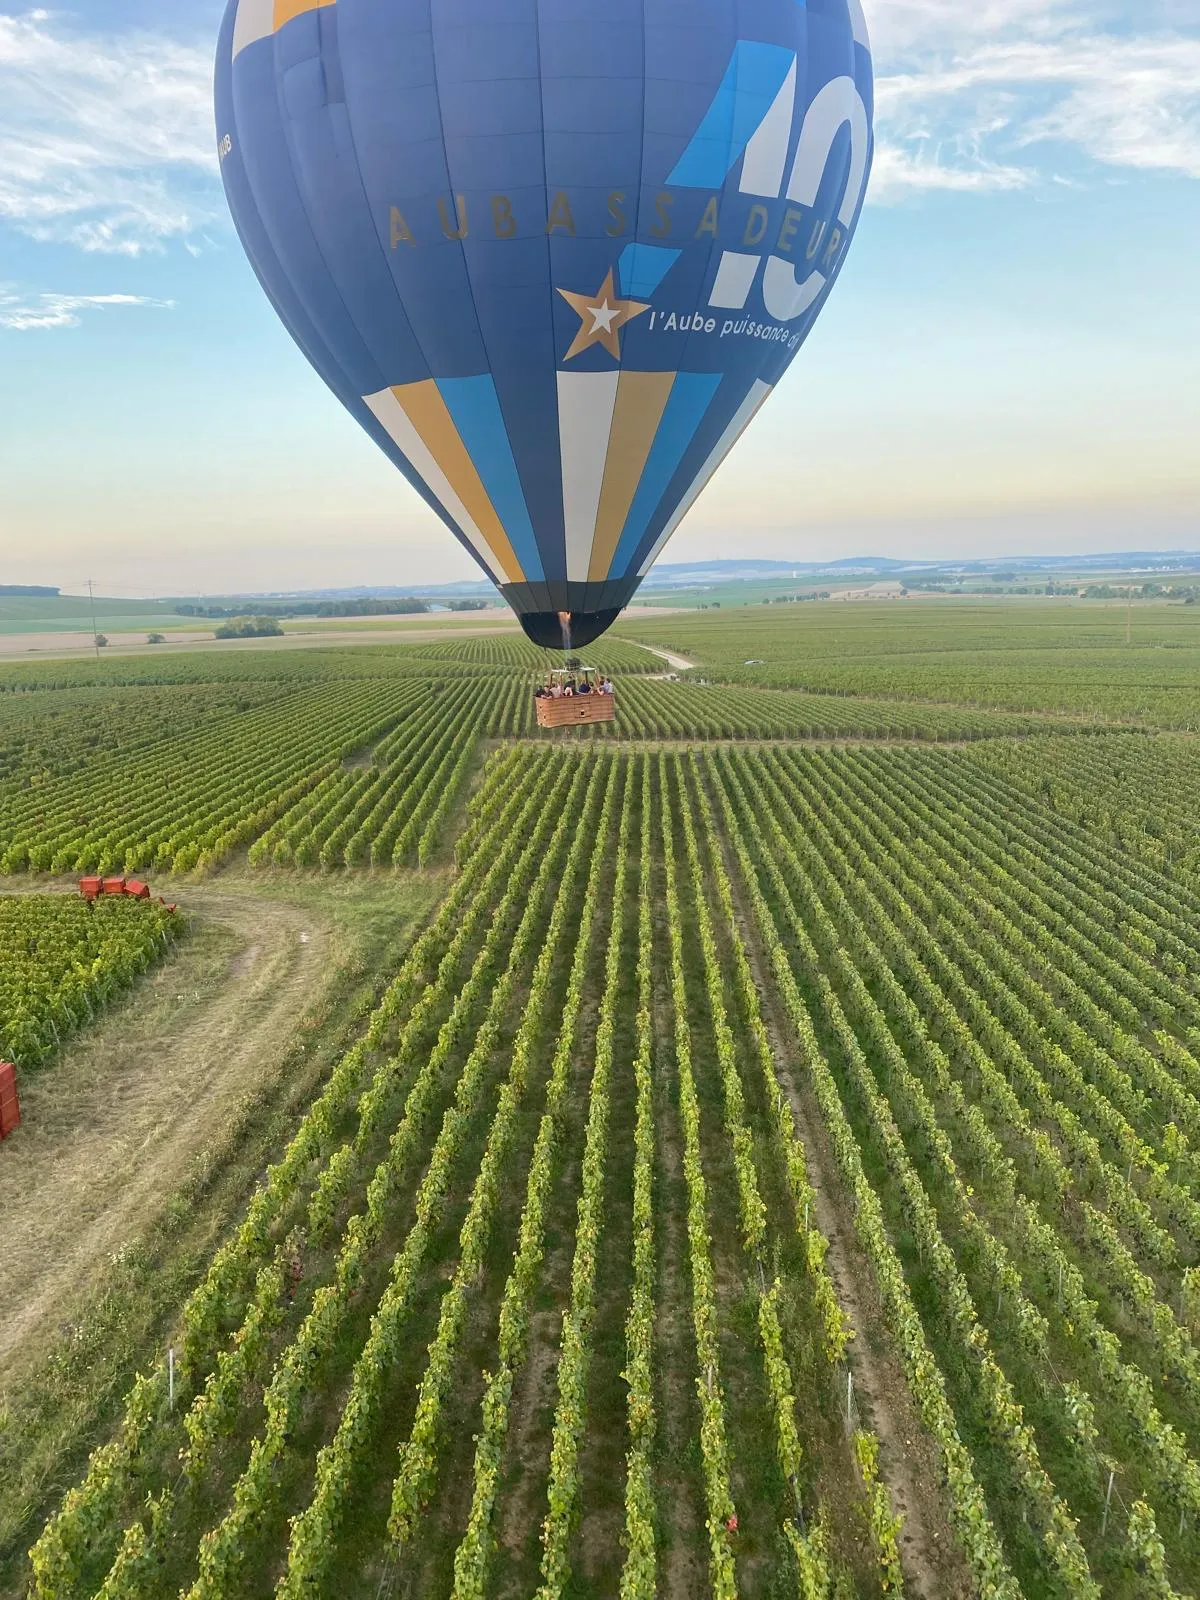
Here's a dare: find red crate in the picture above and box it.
[125,879,151,899]
[102,877,127,895]
[0,1062,20,1140]
[79,876,103,900]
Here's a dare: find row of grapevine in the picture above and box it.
[448,757,624,1599]
[789,752,1200,1524]
[618,606,1200,729]
[28,752,577,1598]
[970,733,1200,878]
[534,761,634,1598]
[0,680,287,787]
[617,756,658,1598]
[250,678,500,869]
[0,672,536,877]
[398,634,660,673]
[28,748,935,1600]
[282,759,616,1591]
[179,758,597,1600]
[839,751,1200,1240]
[0,893,179,1067]
[0,680,424,875]
[658,759,741,1598]
[724,752,1099,1591]
[672,754,905,1588]
[611,675,1086,743]
[711,743,1200,1590]
[709,752,1025,1597]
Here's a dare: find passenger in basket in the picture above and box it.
[550,682,563,698]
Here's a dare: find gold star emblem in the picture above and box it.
[558,269,650,361]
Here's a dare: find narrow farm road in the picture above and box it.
[625,641,696,673]
[0,888,334,1379]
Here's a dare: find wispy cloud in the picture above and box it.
[0,8,216,255]
[0,287,175,330]
[0,1,1196,255]
[869,0,1200,197]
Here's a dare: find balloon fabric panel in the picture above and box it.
[216,0,873,647]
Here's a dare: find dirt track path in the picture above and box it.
[0,889,334,1378]
[622,641,696,673]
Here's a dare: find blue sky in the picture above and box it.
[1,0,1198,594]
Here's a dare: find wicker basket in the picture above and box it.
[536,693,616,728]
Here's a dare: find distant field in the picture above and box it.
[0,615,196,637]
[621,597,1200,728]
[5,604,1200,1599]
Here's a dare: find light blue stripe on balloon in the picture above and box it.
[608,372,723,578]
[618,242,682,298]
[667,40,796,189]
[437,376,544,582]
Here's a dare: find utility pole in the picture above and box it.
[86,578,100,660]
[1127,587,1132,647]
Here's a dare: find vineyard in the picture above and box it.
[968,732,1200,883]
[0,650,1098,882]
[11,737,1199,1597]
[6,609,1200,1600]
[0,893,179,1068]
[621,601,1200,729]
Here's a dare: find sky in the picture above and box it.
[0,0,1198,596]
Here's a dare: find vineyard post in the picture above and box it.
[1101,1470,1115,1537]
[845,1372,854,1434]
[169,1347,175,1412]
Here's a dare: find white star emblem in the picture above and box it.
[588,298,620,334]
[558,270,651,360]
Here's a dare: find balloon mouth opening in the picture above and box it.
[519,609,622,651]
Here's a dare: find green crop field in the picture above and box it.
[0,894,179,1069]
[0,595,194,636]
[4,601,1200,1600]
[619,598,1200,729]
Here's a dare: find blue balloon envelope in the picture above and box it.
[215,0,873,647]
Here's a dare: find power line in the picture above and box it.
[86,578,100,661]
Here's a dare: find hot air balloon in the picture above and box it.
[215,0,873,650]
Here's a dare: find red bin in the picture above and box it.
[102,877,127,896]
[0,1063,20,1140]
[125,880,151,900]
[79,876,102,900]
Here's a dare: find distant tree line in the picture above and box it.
[177,597,429,619]
[214,616,285,639]
[1083,582,1200,601]
[0,585,60,597]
